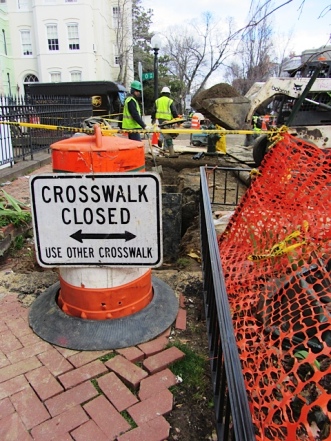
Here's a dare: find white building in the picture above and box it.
[0,0,133,95]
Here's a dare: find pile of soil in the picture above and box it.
[191,82,241,109]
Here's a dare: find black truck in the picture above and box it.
[24,81,126,119]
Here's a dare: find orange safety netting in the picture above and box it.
[218,133,331,441]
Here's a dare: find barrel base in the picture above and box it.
[28,277,179,350]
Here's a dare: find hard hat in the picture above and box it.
[81,117,112,129]
[193,112,204,121]
[161,86,171,94]
[131,80,142,91]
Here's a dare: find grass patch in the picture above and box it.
[13,235,25,250]
[99,352,116,362]
[0,190,31,228]
[176,257,192,269]
[168,341,207,391]
[90,378,102,394]
[120,410,137,429]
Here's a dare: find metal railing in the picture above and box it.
[0,95,92,166]
[199,166,256,440]
[207,165,251,206]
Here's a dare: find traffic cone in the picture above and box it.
[151,131,160,146]
[191,115,200,130]
[261,115,270,130]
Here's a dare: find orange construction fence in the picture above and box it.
[218,133,331,441]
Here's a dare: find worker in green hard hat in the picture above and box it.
[122,80,146,141]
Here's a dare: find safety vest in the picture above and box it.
[155,96,173,120]
[191,115,200,129]
[122,96,142,129]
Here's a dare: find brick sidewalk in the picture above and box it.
[0,292,187,441]
[0,160,189,441]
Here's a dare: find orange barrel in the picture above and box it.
[191,115,200,130]
[50,125,153,320]
[52,127,145,173]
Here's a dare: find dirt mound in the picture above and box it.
[191,83,240,108]
[190,83,249,129]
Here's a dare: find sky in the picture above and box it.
[142,0,331,56]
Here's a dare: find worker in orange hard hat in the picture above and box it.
[151,86,178,150]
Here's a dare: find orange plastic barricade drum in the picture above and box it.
[191,114,200,130]
[51,125,151,320]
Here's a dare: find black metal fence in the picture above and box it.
[0,95,92,167]
[199,165,256,440]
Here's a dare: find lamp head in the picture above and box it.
[151,34,162,51]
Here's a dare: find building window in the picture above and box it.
[70,71,81,81]
[112,6,120,28]
[20,30,33,55]
[67,23,79,50]
[18,0,30,10]
[24,74,39,83]
[47,24,59,51]
[50,72,61,82]
[2,29,7,55]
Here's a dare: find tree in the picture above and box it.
[162,13,238,107]
[132,0,155,112]
[224,0,278,95]
[113,0,135,87]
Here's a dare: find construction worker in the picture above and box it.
[122,80,146,141]
[151,86,178,150]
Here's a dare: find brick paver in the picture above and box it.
[137,335,169,357]
[143,346,185,374]
[105,355,148,389]
[25,366,64,401]
[10,387,50,430]
[83,395,131,439]
[117,346,145,362]
[0,396,15,418]
[30,405,89,440]
[37,348,74,376]
[0,412,33,440]
[58,360,108,389]
[0,375,29,400]
[67,350,112,368]
[45,381,98,417]
[138,368,177,401]
[117,415,171,441]
[0,356,42,383]
[175,307,187,330]
[97,371,138,412]
[127,389,173,424]
[71,419,109,441]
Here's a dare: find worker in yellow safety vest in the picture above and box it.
[122,80,146,141]
[151,86,178,150]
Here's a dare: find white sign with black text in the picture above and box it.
[30,173,162,267]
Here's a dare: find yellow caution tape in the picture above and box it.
[0,120,288,137]
[248,225,308,261]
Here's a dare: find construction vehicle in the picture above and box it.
[191,46,331,165]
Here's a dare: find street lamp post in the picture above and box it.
[151,35,162,102]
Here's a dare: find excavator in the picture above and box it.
[191,46,331,165]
